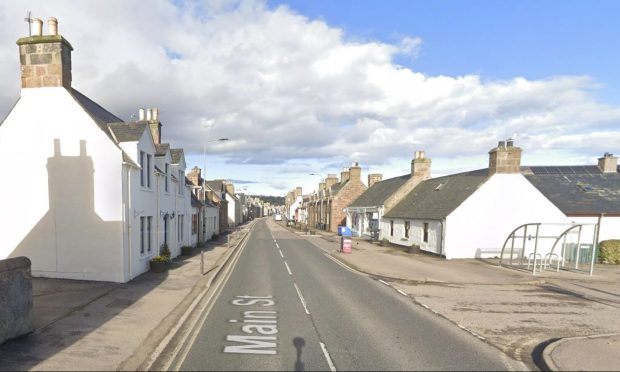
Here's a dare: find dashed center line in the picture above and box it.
[284,261,292,275]
[293,283,310,315]
[279,250,284,258]
[378,279,390,286]
[320,342,337,372]
[396,289,408,296]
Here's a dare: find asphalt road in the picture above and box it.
[174,219,520,371]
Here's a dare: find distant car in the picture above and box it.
[274,214,282,221]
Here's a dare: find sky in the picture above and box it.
[1,0,619,196]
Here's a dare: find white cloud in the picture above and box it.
[1,0,619,195]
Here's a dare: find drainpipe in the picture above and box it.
[156,170,160,253]
[440,219,446,257]
[126,165,133,281]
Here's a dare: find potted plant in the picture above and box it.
[181,245,193,256]
[150,243,172,273]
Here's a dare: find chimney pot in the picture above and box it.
[498,140,505,148]
[138,108,145,120]
[507,140,514,147]
[146,109,152,120]
[153,108,159,121]
[33,18,43,36]
[47,17,58,36]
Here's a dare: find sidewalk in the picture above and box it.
[287,224,620,371]
[0,225,251,371]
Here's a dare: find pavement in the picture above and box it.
[283,222,620,371]
[0,224,252,371]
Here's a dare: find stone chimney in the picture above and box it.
[411,151,431,181]
[325,174,339,191]
[488,141,522,175]
[295,187,303,197]
[598,153,618,173]
[17,17,73,89]
[368,173,383,188]
[145,108,162,145]
[384,150,431,213]
[349,162,361,181]
[319,182,325,193]
[340,168,350,183]
[188,166,202,186]
[225,182,235,195]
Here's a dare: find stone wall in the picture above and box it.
[0,256,33,344]
[330,180,367,232]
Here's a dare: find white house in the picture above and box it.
[382,142,620,259]
[0,19,192,282]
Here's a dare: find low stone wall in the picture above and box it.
[0,256,33,344]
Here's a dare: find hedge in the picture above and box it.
[598,240,620,264]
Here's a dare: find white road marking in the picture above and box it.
[396,289,408,296]
[279,250,284,258]
[320,341,337,372]
[322,253,365,276]
[275,242,279,249]
[378,279,390,286]
[293,283,310,315]
[284,261,292,275]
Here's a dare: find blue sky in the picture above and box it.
[270,0,620,103]
[1,0,619,196]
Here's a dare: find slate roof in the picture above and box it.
[107,122,147,142]
[155,144,170,156]
[349,174,410,208]
[384,169,489,220]
[170,148,183,164]
[206,180,225,193]
[330,181,347,195]
[69,88,123,130]
[68,88,141,168]
[191,193,203,208]
[523,166,620,216]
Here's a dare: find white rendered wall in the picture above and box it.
[444,174,567,259]
[205,205,218,240]
[380,218,443,253]
[125,131,158,279]
[0,88,124,281]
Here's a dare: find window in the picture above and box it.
[178,215,184,241]
[140,217,145,254]
[147,216,152,252]
[140,216,153,254]
[192,214,198,234]
[423,222,429,243]
[146,155,152,188]
[178,170,184,195]
[139,151,145,187]
[165,164,169,192]
[404,221,410,238]
[390,220,394,236]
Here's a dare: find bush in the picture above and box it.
[160,243,171,258]
[380,238,390,247]
[598,240,620,264]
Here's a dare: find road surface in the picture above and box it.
[172,219,520,371]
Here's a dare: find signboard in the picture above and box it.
[342,238,352,253]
